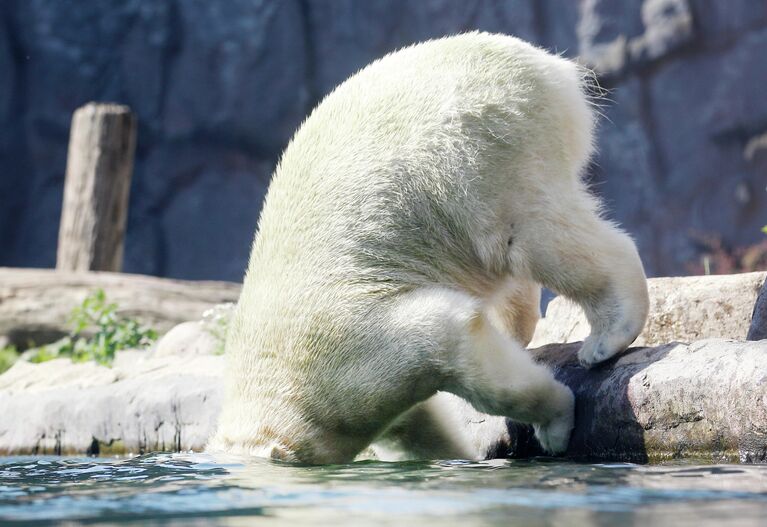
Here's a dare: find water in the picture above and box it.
[1,454,766,526]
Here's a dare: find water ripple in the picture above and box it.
[0,454,766,525]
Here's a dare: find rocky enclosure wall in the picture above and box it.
[1,0,766,280]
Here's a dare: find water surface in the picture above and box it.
[1,453,766,525]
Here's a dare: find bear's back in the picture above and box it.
[248,32,578,295]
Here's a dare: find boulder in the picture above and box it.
[153,321,220,358]
[0,350,223,455]
[515,339,767,463]
[531,272,767,348]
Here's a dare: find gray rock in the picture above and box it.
[647,28,767,273]
[577,0,694,75]
[0,11,13,126]
[157,154,271,281]
[1,1,767,279]
[163,0,309,155]
[628,0,694,65]
[13,0,172,132]
[531,272,767,348]
[591,77,665,272]
[123,144,271,279]
[690,0,767,42]
[521,339,767,463]
[747,278,767,341]
[536,0,580,54]
[153,321,219,358]
[0,350,223,455]
[0,268,241,345]
[305,0,539,97]
[576,0,643,75]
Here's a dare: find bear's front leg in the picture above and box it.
[391,287,575,454]
[515,187,649,368]
[447,310,575,454]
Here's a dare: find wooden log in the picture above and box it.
[56,103,137,272]
[0,267,241,347]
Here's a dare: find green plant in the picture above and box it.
[200,303,234,355]
[28,289,157,367]
[0,345,18,375]
[762,226,767,235]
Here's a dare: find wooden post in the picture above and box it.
[56,103,137,272]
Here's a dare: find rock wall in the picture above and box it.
[0,0,765,280]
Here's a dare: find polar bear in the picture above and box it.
[209,32,649,464]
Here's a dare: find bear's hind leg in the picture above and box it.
[487,277,541,347]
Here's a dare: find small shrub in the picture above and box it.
[687,231,767,275]
[28,289,157,367]
[0,345,18,375]
[200,303,234,355]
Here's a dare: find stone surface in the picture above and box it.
[747,277,767,341]
[154,321,219,358]
[530,272,767,348]
[305,0,540,97]
[1,1,767,279]
[647,28,767,273]
[163,0,309,155]
[0,350,223,455]
[520,339,767,463]
[1,338,766,463]
[628,0,694,65]
[690,0,767,41]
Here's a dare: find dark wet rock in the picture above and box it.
[516,339,767,463]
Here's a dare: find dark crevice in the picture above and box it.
[0,0,34,263]
[296,0,321,114]
[635,73,671,275]
[157,0,184,132]
[531,0,550,47]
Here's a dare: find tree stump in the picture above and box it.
[56,103,137,272]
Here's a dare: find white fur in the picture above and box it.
[209,32,649,464]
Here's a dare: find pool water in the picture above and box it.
[1,454,766,525]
